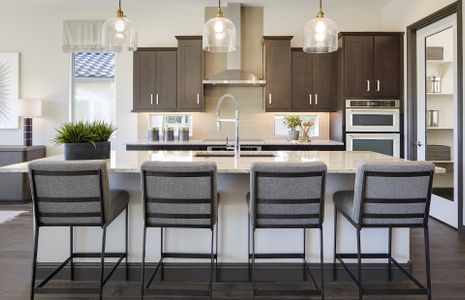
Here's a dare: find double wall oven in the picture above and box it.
[345,99,401,157]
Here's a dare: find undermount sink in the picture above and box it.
[194,151,276,158]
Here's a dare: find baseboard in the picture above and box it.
[36,262,412,283]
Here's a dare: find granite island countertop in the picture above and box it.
[126,139,344,146]
[0,150,444,174]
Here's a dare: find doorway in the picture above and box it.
[407,2,463,231]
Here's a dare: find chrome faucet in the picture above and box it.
[216,94,240,159]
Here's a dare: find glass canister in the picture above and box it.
[147,127,159,141]
[428,76,441,93]
[163,127,175,141]
[427,110,439,127]
[178,127,190,141]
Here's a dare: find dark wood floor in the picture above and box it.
[1,203,465,299]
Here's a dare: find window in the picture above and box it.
[274,114,319,137]
[71,52,116,123]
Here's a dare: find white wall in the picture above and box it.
[0,0,460,154]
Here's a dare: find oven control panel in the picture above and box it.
[346,99,400,108]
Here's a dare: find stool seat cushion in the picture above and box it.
[107,190,130,224]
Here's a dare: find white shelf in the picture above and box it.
[427,127,454,130]
[426,93,453,96]
[426,60,453,64]
[429,160,454,164]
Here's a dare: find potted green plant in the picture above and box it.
[53,121,116,160]
[283,115,302,141]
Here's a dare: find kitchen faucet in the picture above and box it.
[216,94,240,159]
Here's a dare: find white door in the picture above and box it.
[416,14,458,228]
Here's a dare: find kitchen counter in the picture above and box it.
[125,139,344,151]
[1,150,442,265]
[0,150,412,174]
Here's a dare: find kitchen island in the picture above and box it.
[0,151,431,266]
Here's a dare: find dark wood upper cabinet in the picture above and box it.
[133,48,177,112]
[176,36,204,111]
[292,49,338,112]
[263,36,292,112]
[342,33,402,99]
[373,35,402,98]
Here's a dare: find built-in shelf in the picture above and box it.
[427,127,454,130]
[426,60,453,64]
[428,160,454,164]
[426,93,454,96]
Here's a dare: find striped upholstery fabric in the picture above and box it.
[249,162,327,228]
[141,161,217,228]
[28,160,129,226]
[333,161,435,226]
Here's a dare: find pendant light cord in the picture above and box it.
[119,0,121,10]
[218,0,221,10]
[320,0,322,10]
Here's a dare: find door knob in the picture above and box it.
[417,141,423,147]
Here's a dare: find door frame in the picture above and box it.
[407,1,464,233]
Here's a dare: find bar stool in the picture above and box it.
[28,160,130,300]
[140,161,218,299]
[247,162,327,298]
[333,161,435,300]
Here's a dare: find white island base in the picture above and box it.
[2,151,411,265]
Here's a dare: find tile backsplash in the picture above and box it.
[137,87,330,141]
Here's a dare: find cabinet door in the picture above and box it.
[343,36,373,98]
[133,51,156,111]
[292,51,314,110]
[154,50,177,110]
[177,37,204,111]
[313,51,338,111]
[263,38,292,111]
[373,35,402,98]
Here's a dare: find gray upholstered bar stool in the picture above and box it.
[247,162,327,298]
[140,161,218,299]
[28,160,130,300]
[333,161,435,300]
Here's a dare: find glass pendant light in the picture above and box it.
[102,0,137,52]
[303,0,338,53]
[202,0,236,52]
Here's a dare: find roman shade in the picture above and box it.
[63,20,105,52]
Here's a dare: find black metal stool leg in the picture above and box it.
[252,228,256,298]
[320,227,324,300]
[388,227,392,281]
[99,226,107,300]
[125,206,129,281]
[30,226,39,300]
[333,208,338,281]
[215,220,219,282]
[160,227,164,281]
[357,227,362,300]
[248,212,251,282]
[210,228,214,300]
[141,226,147,299]
[303,229,307,281]
[70,226,74,281]
[424,226,432,300]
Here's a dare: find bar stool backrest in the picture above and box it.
[141,161,217,229]
[28,160,110,227]
[353,161,435,227]
[250,162,327,228]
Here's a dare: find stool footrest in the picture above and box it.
[250,253,304,259]
[34,287,99,294]
[163,252,217,259]
[337,253,389,259]
[363,287,428,296]
[73,252,126,258]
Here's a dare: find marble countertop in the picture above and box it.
[0,150,444,174]
[126,139,344,146]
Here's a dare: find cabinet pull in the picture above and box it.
[197,93,200,105]
[150,94,154,105]
[268,93,272,105]
[309,94,312,105]
[376,80,381,92]
[156,94,159,105]
[315,94,318,105]
[366,80,370,92]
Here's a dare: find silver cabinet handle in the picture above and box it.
[315,94,318,105]
[150,94,153,105]
[376,80,381,92]
[197,93,200,105]
[156,94,159,105]
[366,80,370,92]
[309,94,312,105]
[268,93,272,105]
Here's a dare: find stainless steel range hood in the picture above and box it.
[203,3,266,87]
